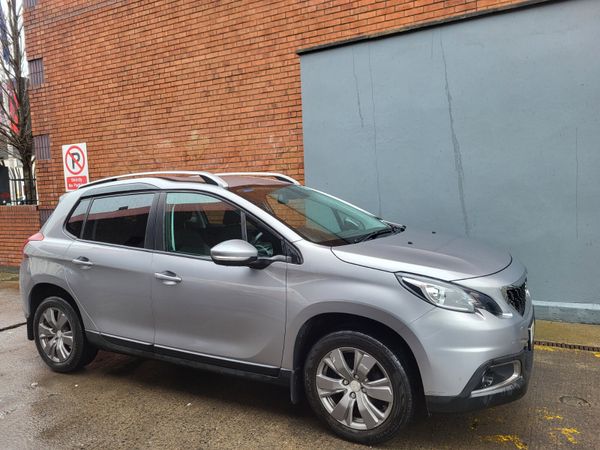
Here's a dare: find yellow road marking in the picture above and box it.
[534,345,556,352]
[544,414,563,420]
[537,407,563,421]
[484,434,528,449]
[550,428,580,445]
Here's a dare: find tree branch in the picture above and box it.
[0,0,36,201]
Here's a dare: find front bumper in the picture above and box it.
[425,341,534,413]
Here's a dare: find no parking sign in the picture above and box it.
[62,143,89,191]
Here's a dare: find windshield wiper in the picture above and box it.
[354,224,405,243]
[354,227,392,243]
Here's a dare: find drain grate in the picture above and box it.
[534,340,600,352]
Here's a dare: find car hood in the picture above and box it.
[331,228,511,281]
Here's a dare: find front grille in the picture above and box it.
[504,283,527,315]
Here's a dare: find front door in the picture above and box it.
[151,191,287,371]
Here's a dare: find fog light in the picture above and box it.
[471,361,521,397]
[481,374,495,388]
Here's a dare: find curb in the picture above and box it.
[535,340,600,352]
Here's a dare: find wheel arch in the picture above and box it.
[290,311,425,408]
[27,283,84,340]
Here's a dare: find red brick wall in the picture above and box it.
[0,0,540,267]
[24,0,537,209]
[0,206,40,267]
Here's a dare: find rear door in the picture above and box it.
[150,191,287,371]
[64,192,157,344]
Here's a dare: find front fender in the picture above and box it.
[284,298,431,367]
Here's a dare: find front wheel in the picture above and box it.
[33,296,97,372]
[304,331,415,445]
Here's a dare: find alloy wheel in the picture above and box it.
[316,347,394,430]
[38,307,73,363]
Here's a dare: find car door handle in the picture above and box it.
[72,257,94,269]
[154,271,182,285]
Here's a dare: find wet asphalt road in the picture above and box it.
[1,283,599,449]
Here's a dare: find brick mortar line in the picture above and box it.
[534,340,600,353]
[26,0,128,28]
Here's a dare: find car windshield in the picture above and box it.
[232,184,394,246]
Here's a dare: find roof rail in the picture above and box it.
[217,172,300,185]
[78,171,228,189]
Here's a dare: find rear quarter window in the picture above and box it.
[65,199,90,238]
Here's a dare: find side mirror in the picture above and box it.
[210,239,258,266]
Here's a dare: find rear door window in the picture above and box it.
[82,193,154,248]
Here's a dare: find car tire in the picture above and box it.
[33,296,97,372]
[304,331,415,445]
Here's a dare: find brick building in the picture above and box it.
[3,0,600,326]
[0,0,534,268]
[26,0,540,206]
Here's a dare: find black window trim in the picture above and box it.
[63,190,160,253]
[63,188,303,263]
[154,189,302,264]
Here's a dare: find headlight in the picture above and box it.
[397,273,502,315]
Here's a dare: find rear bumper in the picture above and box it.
[425,343,534,413]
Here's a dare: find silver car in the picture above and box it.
[20,171,534,444]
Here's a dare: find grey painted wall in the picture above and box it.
[300,0,600,323]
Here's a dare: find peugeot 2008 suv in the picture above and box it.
[20,171,534,445]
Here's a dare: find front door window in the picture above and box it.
[164,192,243,257]
[164,192,284,258]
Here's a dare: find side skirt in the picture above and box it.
[86,331,291,387]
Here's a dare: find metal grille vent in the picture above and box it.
[29,58,44,87]
[504,283,527,315]
[34,134,50,160]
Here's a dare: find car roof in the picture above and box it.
[76,171,300,193]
